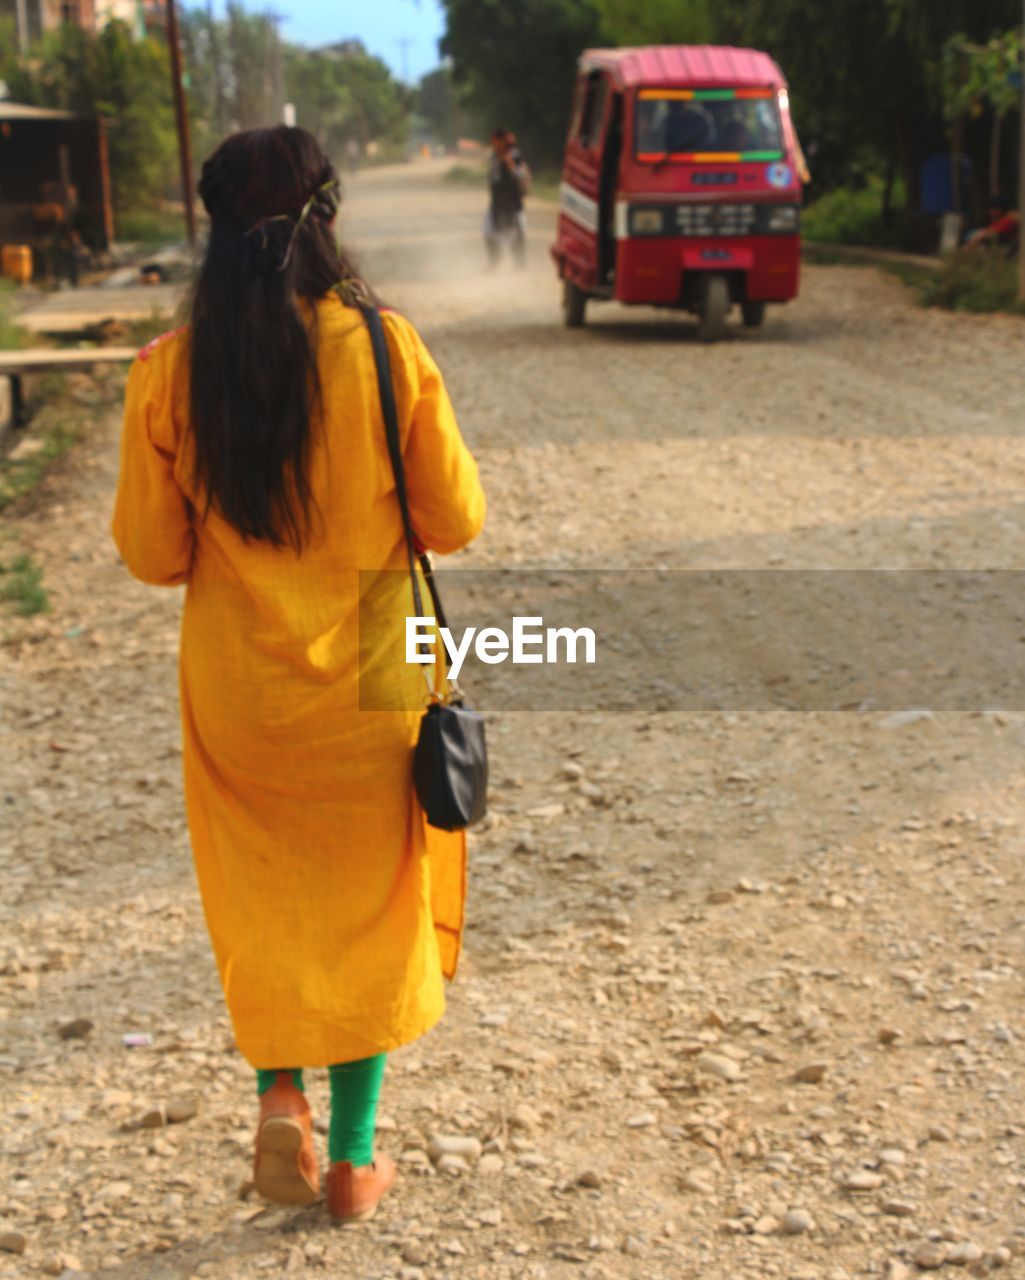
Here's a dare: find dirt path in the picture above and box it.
[2,160,1024,1280]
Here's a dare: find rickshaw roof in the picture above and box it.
[579,45,785,91]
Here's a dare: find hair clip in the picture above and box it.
[243,179,339,272]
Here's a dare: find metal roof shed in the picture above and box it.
[0,101,114,252]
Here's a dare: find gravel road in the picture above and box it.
[2,159,1024,1280]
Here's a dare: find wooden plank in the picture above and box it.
[0,348,137,374]
[1,347,136,438]
[17,284,184,335]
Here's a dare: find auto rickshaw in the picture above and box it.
[551,45,807,340]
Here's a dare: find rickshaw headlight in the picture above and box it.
[630,208,664,235]
[765,205,800,233]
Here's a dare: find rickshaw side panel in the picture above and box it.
[553,69,615,292]
[555,158,601,290]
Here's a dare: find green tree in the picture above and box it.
[284,46,409,161]
[0,15,20,86]
[284,48,356,155]
[178,8,286,177]
[224,3,284,129]
[439,0,604,168]
[336,49,410,152]
[595,0,711,45]
[942,29,1022,196]
[181,7,229,163]
[713,0,1020,222]
[416,65,485,151]
[0,19,176,211]
[417,65,460,149]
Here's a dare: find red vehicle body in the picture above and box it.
[551,45,806,339]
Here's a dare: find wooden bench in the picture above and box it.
[0,347,137,429]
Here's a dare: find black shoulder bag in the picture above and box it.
[361,303,488,832]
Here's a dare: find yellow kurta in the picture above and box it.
[111,294,486,1068]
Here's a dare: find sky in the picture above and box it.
[266,0,446,83]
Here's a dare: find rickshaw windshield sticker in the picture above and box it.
[766,162,793,189]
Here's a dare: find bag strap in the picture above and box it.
[360,303,451,640]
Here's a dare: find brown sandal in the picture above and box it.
[326,1153,396,1221]
[253,1072,319,1206]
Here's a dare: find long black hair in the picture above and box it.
[190,126,360,551]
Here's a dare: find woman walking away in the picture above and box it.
[111,126,485,1222]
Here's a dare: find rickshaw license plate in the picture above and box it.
[683,246,754,270]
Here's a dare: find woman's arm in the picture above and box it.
[392,319,486,556]
[111,346,195,586]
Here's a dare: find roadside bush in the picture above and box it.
[0,553,49,617]
[444,163,486,186]
[0,369,125,512]
[915,251,1023,314]
[115,207,189,248]
[802,179,905,247]
[120,312,180,348]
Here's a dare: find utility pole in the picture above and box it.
[14,0,29,55]
[166,0,197,246]
[1018,0,1025,302]
[206,0,226,136]
[396,36,413,84]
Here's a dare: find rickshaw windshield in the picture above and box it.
[634,88,784,162]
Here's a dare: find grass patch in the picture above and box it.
[0,552,48,616]
[801,245,862,266]
[882,251,1025,315]
[0,414,78,511]
[878,260,935,289]
[115,205,188,248]
[0,355,127,632]
[802,179,905,248]
[916,252,1024,314]
[444,162,486,186]
[0,280,28,351]
[1,367,124,511]
[119,311,181,348]
[528,169,560,204]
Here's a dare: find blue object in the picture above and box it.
[920,153,972,216]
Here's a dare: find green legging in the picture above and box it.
[256,1054,386,1166]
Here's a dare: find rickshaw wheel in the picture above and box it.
[742,301,766,328]
[563,281,587,328]
[697,274,729,343]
